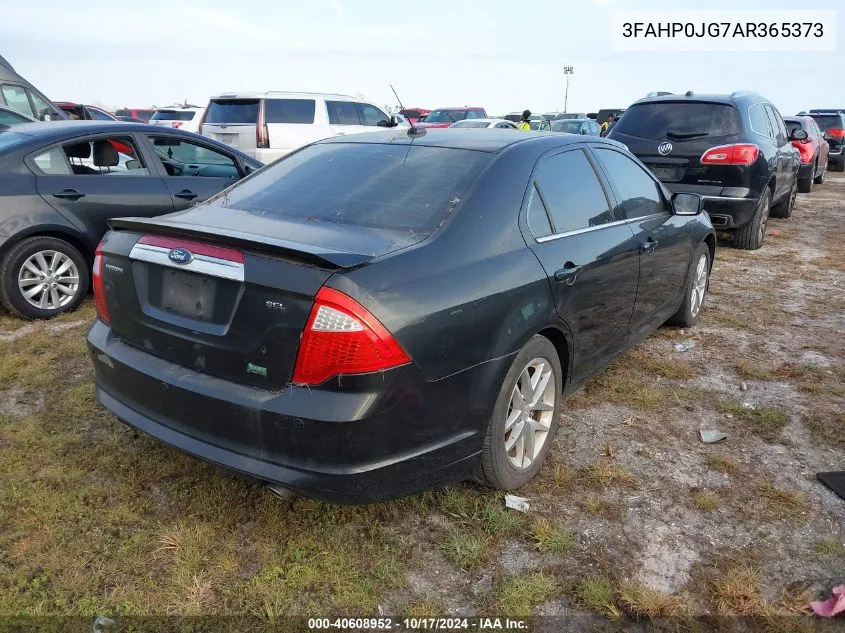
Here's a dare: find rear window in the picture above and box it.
[425,110,473,123]
[0,132,26,151]
[265,99,315,124]
[151,110,196,121]
[551,120,583,133]
[810,115,844,132]
[614,102,741,140]
[451,120,490,128]
[205,99,259,124]
[784,120,803,136]
[219,143,492,233]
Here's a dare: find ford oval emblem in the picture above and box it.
[168,248,193,265]
[658,141,673,156]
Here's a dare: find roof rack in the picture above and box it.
[729,90,761,99]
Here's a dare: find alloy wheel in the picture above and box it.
[690,253,708,318]
[17,250,80,311]
[504,358,556,470]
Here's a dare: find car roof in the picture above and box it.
[454,118,509,124]
[209,91,357,100]
[1,121,257,159]
[632,92,766,106]
[431,106,485,111]
[552,118,591,123]
[317,128,624,153]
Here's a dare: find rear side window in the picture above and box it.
[533,149,613,234]
[1,85,34,117]
[526,184,553,238]
[32,147,71,175]
[326,101,360,125]
[265,99,315,124]
[358,103,389,127]
[749,104,773,137]
[151,110,196,121]
[764,105,787,142]
[219,143,492,233]
[614,102,741,139]
[593,148,665,220]
[205,99,259,124]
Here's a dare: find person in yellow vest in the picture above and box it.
[600,118,610,134]
[518,110,531,131]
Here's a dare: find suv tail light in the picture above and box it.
[794,140,814,163]
[93,241,110,324]
[700,143,760,165]
[292,287,410,385]
[826,128,845,139]
[171,121,183,128]
[257,100,269,148]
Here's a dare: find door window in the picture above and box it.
[764,105,786,143]
[358,103,389,127]
[593,148,666,220]
[32,147,71,175]
[87,107,114,121]
[533,149,613,234]
[265,99,316,124]
[29,91,57,120]
[60,137,149,175]
[1,85,34,117]
[326,100,361,125]
[147,135,239,178]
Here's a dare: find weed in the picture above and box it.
[531,519,574,555]
[583,462,637,489]
[691,490,719,512]
[719,401,788,441]
[481,505,523,536]
[642,357,696,380]
[576,577,620,620]
[735,362,774,381]
[712,566,762,616]
[497,571,556,616]
[813,539,845,557]
[439,532,486,569]
[706,455,740,475]
[617,581,684,618]
[803,410,845,450]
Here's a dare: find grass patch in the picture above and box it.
[481,504,524,536]
[691,489,719,512]
[712,566,763,616]
[803,410,845,450]
[580,498,624,521]
[531,519,574,555]
[582,462,637,489]
[813,538,845,558]
[438,531,487,569]
[709,311,747,329]
[719,401,788,441]
[497,571,556,616]
[735,362,774,381]
[576,577,620,620]
[406,598,445,617]
[706,455,740,475]
[641,357,695,380]
[756,480,809,519]
[438,486,479,522]
[617,581,684,618]
[567,357,664,411]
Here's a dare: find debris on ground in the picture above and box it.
[674,341,696,352]
[769,228,782,237]
[741,402,755,410]
[810,584,845,618]
[505,494,530,513]
[699,430,728,444]
[740,381,748,391]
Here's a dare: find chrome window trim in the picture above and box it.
[535,212,668,243]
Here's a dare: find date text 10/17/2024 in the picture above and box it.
[307,617,529,630]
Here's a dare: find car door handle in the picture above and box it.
[52,189,85,201]
[642,238,658,253]
[174,190,198,200]
[554,262,581,285]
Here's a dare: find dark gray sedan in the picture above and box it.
[0,121,262,318]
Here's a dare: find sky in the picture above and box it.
[2,0,843,116]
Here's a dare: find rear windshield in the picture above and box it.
[551,120,583,133]
[205,99,259,124]
[810,115,843,132]
[425,110,473,123]
[783,119,803,135]
[151,110,196,121]
[265,99,315,124]
[451,120,490,128]
[614,102,741,139]
[0,132,26,151]
[219,143,493,233]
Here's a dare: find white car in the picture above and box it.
[148,106,206,134]
[199,91,400,162]
[449,118,518,129]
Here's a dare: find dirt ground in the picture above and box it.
[0,173,842,630]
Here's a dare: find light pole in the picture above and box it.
[563,66,574,113]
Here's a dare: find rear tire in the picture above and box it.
[0,236,89,320]
[667,243,710,328]
[836,160,845,173]
[814,160,826,184]
[734,187,770,250]
[480,335,562,491]
[797,166,813,194]
[771,179,797,218]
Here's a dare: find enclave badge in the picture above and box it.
[658,141,673,156]
[168,248,193,265]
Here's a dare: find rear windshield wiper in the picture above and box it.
[665,130,711,140]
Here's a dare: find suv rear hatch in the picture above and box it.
[200,97,260,153]
[97,141,493,390]
[810,113,845,152]
[610,101,744,188]
[150,109,197,128]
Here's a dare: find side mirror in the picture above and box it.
[790,128,808,141]
[125,159,140,170]
[380,116,397,128]
[672,192,703,216]
[580,128,588,135]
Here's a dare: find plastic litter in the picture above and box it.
[504,494,530,513]
[699,430,728,444]
[810,584,845,618]
[93,616,115,633]
[742,402,755,410]
[769,228,782,237]
[674,341,696,352]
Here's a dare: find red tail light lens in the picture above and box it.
[826,128,845,138]
[794,140,814,163]
[93,241,109,324]
[171,121,183,128]
[257,123,269,148]
[701,143,760,165]
[292,287,410,385]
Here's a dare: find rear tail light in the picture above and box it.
[93,241,109,324]
[794,141,814,163]
[292,287,410,385]
[826,128,845,139]
[257,100,269,148]
[171,121,183,128]
[700,143,760,166]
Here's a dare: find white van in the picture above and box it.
[198,92,401,163]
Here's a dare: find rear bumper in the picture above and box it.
[663,183,761,229]
[87,320,493,503]
[828,148,844,168]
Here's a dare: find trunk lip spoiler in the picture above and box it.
[108,217,374,269]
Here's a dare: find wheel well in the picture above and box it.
[537,326,570,383]
[767,177,776,197]
[704,234,716,268]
